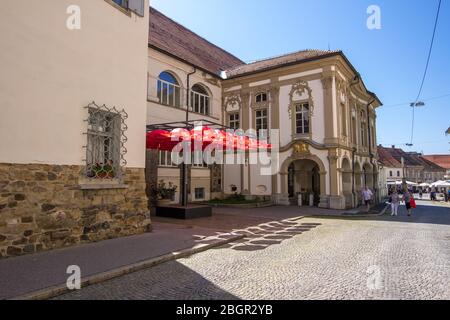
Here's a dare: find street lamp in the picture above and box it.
[410,101,426,107]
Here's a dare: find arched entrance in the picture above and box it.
[281,155,326,207]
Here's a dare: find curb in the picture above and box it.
[12,233,244,300]
[305,204,390,218]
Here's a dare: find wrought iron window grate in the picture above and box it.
[84,102,128,180]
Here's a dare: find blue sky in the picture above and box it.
[151,0,450,154]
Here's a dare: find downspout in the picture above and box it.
[181,67,197,207]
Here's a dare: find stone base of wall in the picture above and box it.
[0,163,150,259]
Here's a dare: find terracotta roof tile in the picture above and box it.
[149,7,244,76]
[225,49,341,78]
[377,146,402,167]
[422,155,450,169]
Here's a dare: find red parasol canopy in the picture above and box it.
[146,126,271,151]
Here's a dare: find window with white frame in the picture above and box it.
[158,150,177,167]
[190,84,210,115]
[360,111,367,147]
[192,150,208,168]
[255,109,268,131]
[229,113,240,130]
[157,71,181,108]
[295,103,310,134]
[111,0,145,16]
[255,92,267,103]
[341,103,347,136]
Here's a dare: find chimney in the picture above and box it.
[391,145,395,149]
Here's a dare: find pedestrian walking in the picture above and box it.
[390,190,400,216]
[403,190,413,216]
[362,187,373,212]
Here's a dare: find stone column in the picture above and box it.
[270,85,280,196]
[328,149,345,209]
[321,68,339,145]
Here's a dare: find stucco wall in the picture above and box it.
[0,0,149,168]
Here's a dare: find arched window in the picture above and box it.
[190,84,210,115]
[255,92,267,103]
[157,71,181,107]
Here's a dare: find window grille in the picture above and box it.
[84,102,128,180]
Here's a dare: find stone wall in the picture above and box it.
[0,163,151,258]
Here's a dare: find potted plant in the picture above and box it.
[154,180,177,206]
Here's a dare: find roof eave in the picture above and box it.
[149,44,224,80]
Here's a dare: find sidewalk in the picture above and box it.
[0,221,241,300]
[0,204,387,300]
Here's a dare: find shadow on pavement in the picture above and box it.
[54,260,239,300]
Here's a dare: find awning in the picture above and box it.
[146,126,271,151]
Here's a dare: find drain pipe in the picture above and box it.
[181,67,197,207]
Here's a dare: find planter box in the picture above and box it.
[155,205,212,219]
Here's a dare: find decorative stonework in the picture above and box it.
[293,142,310,155]
[224,94,242,111]
[288,80,314,118]
[0,163,150,258]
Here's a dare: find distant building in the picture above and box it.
[422,155,450,179]
[377,145,403,196]
[377,146,446,185]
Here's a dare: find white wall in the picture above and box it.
[0,0,149,168]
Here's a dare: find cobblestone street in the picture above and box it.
[56,202,450,300]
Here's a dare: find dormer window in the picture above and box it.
[255,93,267,103]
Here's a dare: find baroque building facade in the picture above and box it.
[147,8,382,209]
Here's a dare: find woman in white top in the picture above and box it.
[390,190,400,216]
